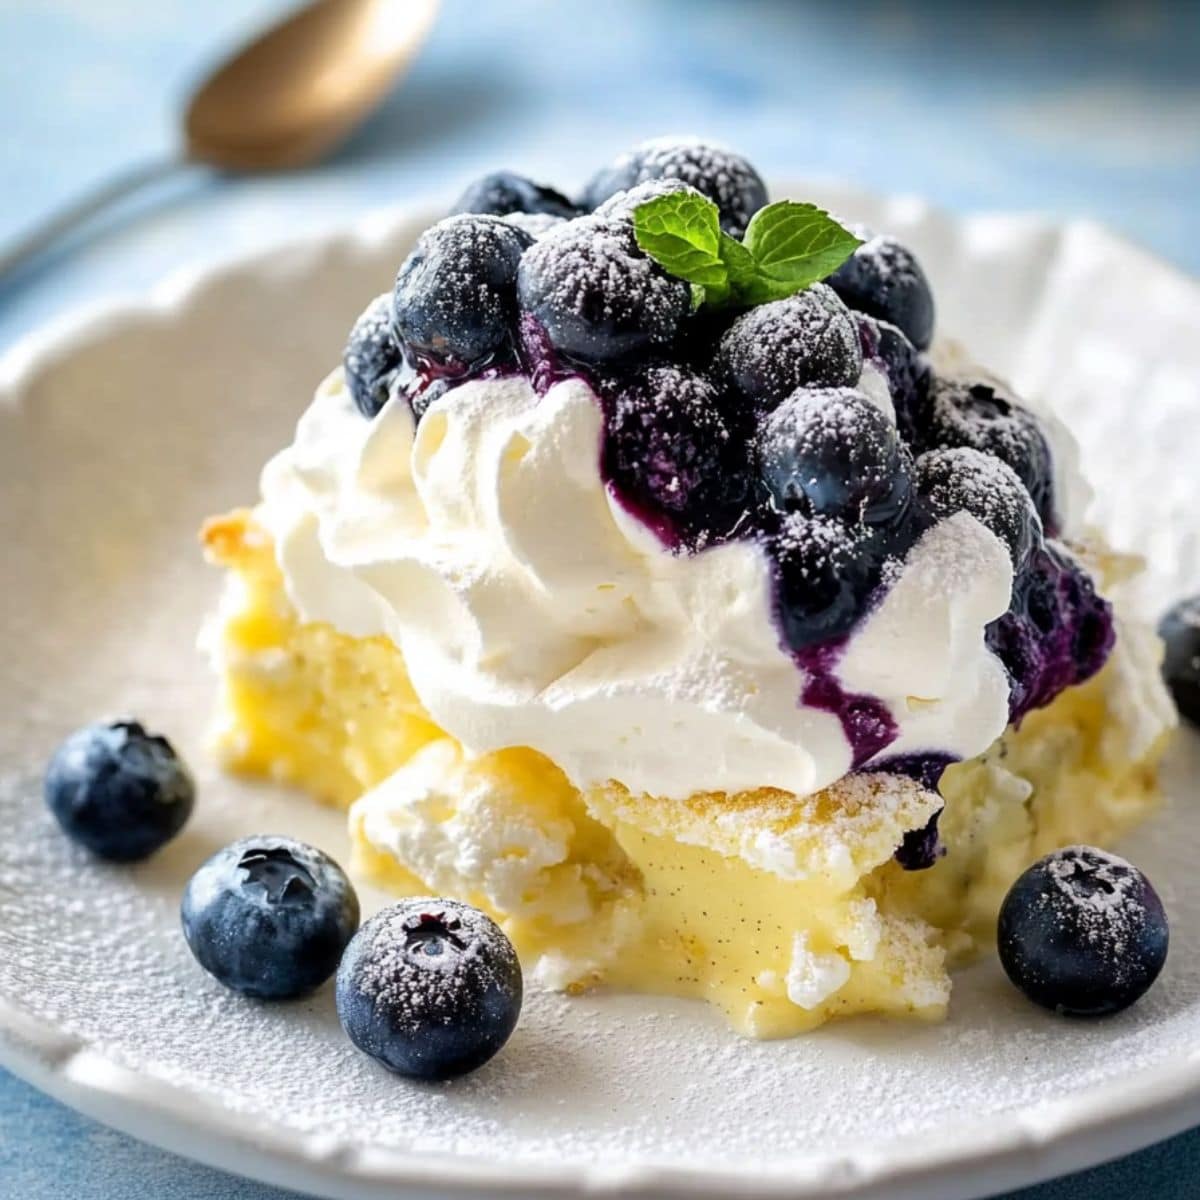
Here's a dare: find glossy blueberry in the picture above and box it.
[829,233,935,351]
[918,377,1056,530]
[916,446,1041,568]
[1159,596,1200,727]
[336,898,522,1081]
[770,512,881,650]
[855,313,930,444]
[987,542,1115,722]
[517,216,690,363]
[344,295,403,418]
[998,846,1168,1017]
[392,214,532,373]
[181,836,360,1000]
[715,285,862,414]
[581,137,768,237]
[44,720,193,862]
[757,386,912,525]
[451,170,578,220]
[600,364,741,546]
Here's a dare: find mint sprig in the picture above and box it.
[633,194,861,310]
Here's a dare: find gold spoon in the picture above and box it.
[0,0,441,280]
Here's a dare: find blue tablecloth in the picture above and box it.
[2,2,1198,1196]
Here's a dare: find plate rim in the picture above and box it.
[2,190,1199,1200]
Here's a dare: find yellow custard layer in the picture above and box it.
[203,510,1169,1037]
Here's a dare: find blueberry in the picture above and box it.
[854,313,931,444]
[591,177,695,222]
[770,512,881,650]
[450,170,578,220]
[757,386,912,526]
[987,543,1114,722]
[918,377,1055,529]
[829,233,935,351]
[517,217,691,363]
[600,364,741,543]
[998,846,1168,1017]
[1159,596,1200,727]
[336,898,522,1080]
[181,836,360,1000]
[582,138,768,237]
[916,446,1041,568]
[392,214,532,374]
[714,286,862,414]
[503,211,567,239]
[44,720,193,862]
[344,295,402,418]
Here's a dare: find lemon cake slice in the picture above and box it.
[202,138,1175,1037]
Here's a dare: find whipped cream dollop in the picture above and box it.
[258,356,1034,801]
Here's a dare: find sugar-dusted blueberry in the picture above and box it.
[757,387,912,527]
[336,898,522,1081]
[44,720,194,862]
[601,364,740,544]
[451,170,578,220]
[855,313,931,444]
[829,233,935,351]
[770,512,881,649]
[591,177,695,222]
[581,137,768,236]
[998,846,1168,1017]
[181,836,360,1000]
[517,217,691,363]
[916,446,1041,568]
[715,285,862,413]
[503,211,568,239]
[919,377,1056,529]
[392,214,532,373]
[344,294,402,418]
[1158,596,1200,727]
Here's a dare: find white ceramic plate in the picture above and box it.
[2,185,1199,1200]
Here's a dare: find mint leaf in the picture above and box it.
[633,192,730,303]
[743,201,862,289]
[632,193,861,312]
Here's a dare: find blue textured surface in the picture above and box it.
[2,0,1198,1196]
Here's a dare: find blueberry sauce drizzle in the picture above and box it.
[390,316,1114,873]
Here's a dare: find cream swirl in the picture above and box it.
[258,365,1023,800]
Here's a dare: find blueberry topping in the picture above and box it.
[451,170,578,220]
[600,364,740,544]
[715,285,862,413]
[770,512,882,650]
[916,377,1056,530]
[829,233,935,351]
[503,211,568,239]
[582,137,768,237]
[757,387,912,525]
[517,217,691,363]
[392,214,532,374]
[998,846,1168,1017]
[591,177,695,222]
[344,295,403,418]
[44,720,194,862]
[181,836,359,1000]
[986,542,1114,722]
[854,313,931,444]
[336,898,522,1080]
[916,446,1041,568]
[1159,596,1200,727]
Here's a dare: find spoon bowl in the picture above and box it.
[186,0,442,171]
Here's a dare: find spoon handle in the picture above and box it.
[0,157,188,282]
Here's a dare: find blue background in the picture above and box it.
[1,1,1198,1196]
